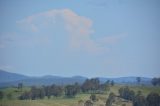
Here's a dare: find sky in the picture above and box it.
[0,0,160,78]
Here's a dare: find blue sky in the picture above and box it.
[0,0,160,78]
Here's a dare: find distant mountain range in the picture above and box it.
[0,70,29,83]
[0,70,152,87]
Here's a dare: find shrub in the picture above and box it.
[90,94,97,102]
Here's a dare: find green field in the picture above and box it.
[0,85,160,106]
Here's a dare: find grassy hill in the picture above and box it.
[0,85,159,106]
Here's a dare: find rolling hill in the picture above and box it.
[0,70,152,87]
[0,70,29,83]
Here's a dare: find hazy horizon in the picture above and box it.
[0,67,156,79]
[0,0,160,78]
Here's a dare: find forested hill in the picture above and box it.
[0,70,152,87]
[0,70,29,83]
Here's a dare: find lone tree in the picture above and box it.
[119,86,135,101]
[81,78,100,93]
[151,78,160,86]
[90,94,97,102]
[136,77,141,85]
[39,88,45,99]
[133,94,146,106]
[146,92,160,106]
[74,82,81,93]
[65,85,77,97]
[43,86,51,99]
[111,80,114,86]
[106,92,115,106]
[0,91,4,100]
[18,83,23,91]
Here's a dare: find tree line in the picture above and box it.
[105,86,160,106]
[152,77,160,86]
[18,78,114,100]
[19,84,77,100]
[136,77,160,86]
[0,77,160,106]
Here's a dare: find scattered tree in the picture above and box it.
[44,86,51,99]
[106,80,110,85]
[18,83,23,91]
[99,83,108,92]
[133,94,146,106]
[90,94,97,102]
[119,87,160,106]
[119,86,135,101]
[29,86,45,100]
[19,91,31,100]
[65,85,77,97]
[39,88,45,99]
[111,80,114,86]
[84,100,93,106]
[7,93,12,100]
[106,92,115,106]
[0,91,4,100]
[151,78,160,86]
[30,86,38,100]
[146,92,160,106]
[136,77,141,85]
[81,78,100,93]
[50,84,63,97]
[74,82,81,93]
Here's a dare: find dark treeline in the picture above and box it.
[0,77,159,106]
[0,91,3,100]
[19,78,114,100]
[152,77,160,86]
[19,84,64,100]
[112,86,160,106]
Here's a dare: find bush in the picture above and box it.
[146,92,160,106]
[90,94,97,102]
[133,95,146,106]
[19,91,31,100]
[84,100,93,106]
[7,93,12,100]
[0,91,4,100]
[119,86,135,101]
[78,99,84,105]
[65,85,77,97]
[106,92,115,106]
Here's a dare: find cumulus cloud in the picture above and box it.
[17,9,104,53]
[16,9,126,53]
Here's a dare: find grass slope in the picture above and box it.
[0,85,160,106]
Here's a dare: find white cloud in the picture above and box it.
[17,9,105,53]
[16,9,126,53]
